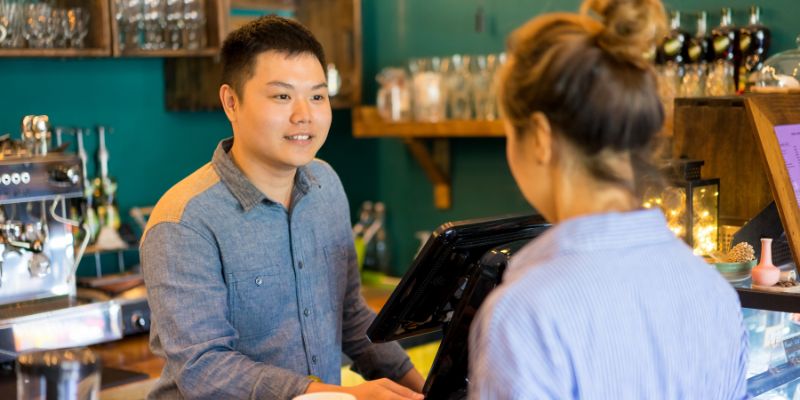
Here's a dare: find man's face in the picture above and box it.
[228,51,331,173]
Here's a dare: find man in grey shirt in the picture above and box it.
[141,16,424,400]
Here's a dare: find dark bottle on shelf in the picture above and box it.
[658,11,690,65]
[711,8,740,89]
[739,5,771,90]
[687,11,712,64]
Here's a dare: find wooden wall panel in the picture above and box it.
[673,97,773,225]
[165,0,360,111]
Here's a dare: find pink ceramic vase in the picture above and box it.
[752,238,780,286]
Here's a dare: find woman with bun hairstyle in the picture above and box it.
[468,0,748,398]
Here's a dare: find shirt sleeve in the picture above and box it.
[142,221,312,399]
[338,241,414,381]
[468,289,572,400]
[722,308,749,400]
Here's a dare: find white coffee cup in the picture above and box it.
[292,392,356,400]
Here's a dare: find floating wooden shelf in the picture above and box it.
[352,106,505,209]
[110,0,226,58]
[352,107,505,138]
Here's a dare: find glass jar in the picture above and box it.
[409,57,446,122]
[375,67,411,122]
[751,34,800,91]
[444,54,473,120]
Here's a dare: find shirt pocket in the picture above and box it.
[227,264,285,340]
[324,245,349,312]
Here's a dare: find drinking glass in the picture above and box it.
[0,1,23,48]
[444,54,472,120]
[183,0,206,50]
[142,0,166,49]
[471,54,499,120]
[22,3,53,49]
[164,0,183,49]
[67,7,90,48]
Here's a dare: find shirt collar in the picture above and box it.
[509,209,677,272]
[211,137,319,212]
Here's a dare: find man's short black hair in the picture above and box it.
[221,15,327,97]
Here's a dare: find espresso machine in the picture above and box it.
[0,116,124,363]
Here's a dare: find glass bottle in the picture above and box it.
[373,202,391,274]
[92,126,120,232]
[658,11,690,65]
[352,201,374,270]
[711,8,740,92]
[687,11,711,65]
[739,6,771,91]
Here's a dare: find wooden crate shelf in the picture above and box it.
[111,0,226,58]
[0,0,111,58]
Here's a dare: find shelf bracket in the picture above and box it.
[403,138,451,209]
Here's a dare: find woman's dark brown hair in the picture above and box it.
[500,0,667,193]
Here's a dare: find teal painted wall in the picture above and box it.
[0,0,798,276]
[362,0,800,274]
[0,59,377,275]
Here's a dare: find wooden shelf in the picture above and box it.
[352,107,505,138]
[0,0,225,59]
[0,0,112,58]
[352,107,504,210]
[0,48,110,57]
[117,48,219,58]
[110,0,226,58]
[164,0,361,110]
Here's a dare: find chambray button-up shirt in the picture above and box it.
[469,210,748,400]
[142,138,412,399]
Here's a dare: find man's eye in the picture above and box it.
[273,94,290,100]
[312,95,326,101]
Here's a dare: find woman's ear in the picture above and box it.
[529,112,553,165]
[219,84,239,123]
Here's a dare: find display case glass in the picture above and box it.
[735,279,800,399]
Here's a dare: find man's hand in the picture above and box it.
[306,379,424,400]
[397,368,425,393]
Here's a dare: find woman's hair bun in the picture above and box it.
[580,0,666,68]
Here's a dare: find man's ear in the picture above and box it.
[530,112,553,166]
[220,84,239,123]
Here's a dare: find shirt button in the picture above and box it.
[298,261,304,269]
[303,308,310,317]
[312,355,318,364]
[255,276,263,286]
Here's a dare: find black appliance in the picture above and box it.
[368,214,550,399]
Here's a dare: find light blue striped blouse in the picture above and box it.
[468,209,748,399]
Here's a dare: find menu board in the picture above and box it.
[747,95,800,270]
[775,124,800,207]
